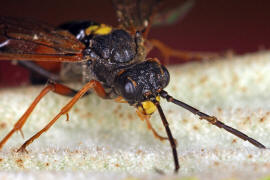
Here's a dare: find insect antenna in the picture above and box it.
[159,90,266,149]
[151,98,180,173]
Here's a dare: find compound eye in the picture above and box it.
[123,80,136,99]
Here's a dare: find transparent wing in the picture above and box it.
[112,0,195,32]
[112,0,160,32]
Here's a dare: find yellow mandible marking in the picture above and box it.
[139,96,160,115]
[85,24,112,36]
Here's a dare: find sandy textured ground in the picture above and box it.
[0,52,270,180]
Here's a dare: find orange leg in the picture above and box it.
[0,80,106,151]
[115,97,168,141]
[114,96,127,103]
[0,84,54,150]
[0,82,82,150]
[148,39,220,64]
[16,80,104,152]
[136,110,168,141]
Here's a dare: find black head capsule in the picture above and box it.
[114,60,170,113]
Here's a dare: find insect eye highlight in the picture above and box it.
[123,80,136,98]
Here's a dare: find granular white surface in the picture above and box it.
[0,52,270,180]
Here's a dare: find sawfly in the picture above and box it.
[0,0,266,173]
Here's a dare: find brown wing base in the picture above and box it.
[0,16,86,62]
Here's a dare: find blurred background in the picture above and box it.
[0,0,270,87]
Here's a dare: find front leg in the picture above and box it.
[17,80,106,152]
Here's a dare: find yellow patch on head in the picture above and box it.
[85,24,112,36]
[138,96,160,115]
